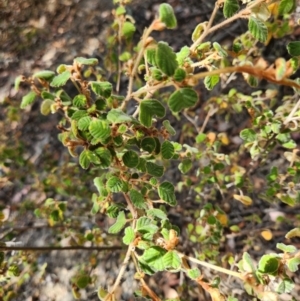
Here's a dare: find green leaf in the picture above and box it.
[79,150,100,169]
[168,88,198,113]
[285,227,300,239]
[156,42,178,76]
[50,71,71,87]
[137,217,159,235]
[223,0,239,18]
[163,120,176,136]
[146,48,157,66]
[40,99,54,115]
[276,243,297,253]
[213,42,228,58]
[141,137,156,153]
[287,41,300,56]
[187,268,201,279]
[89,119,111,142]
[108,211,127,234]
[146,162,164,177]
[163,250,181,269]
[158,3,177,29]
[240,128,256,142]
[277,278,294,294]
[192,23,206,43]
[278,0,296,15]
[282,140,297,149]
[107,109,132,123]
[74,57,98,65]
[71,110,88,121]
[258,254,279,274]
[122,21,136,39]
[178,159,192,174]
[73,94,87,108]
[251,3,271,21]
[161,141,175,159]
[129,189,146,209]
[75,274,91,289]
[248,17,268,43]
[20,91,37,109]
[158,182,176,205]
[204,75,220,90]
[176,46,190,65]
[14,75,23,91]
[122,150,139,168]
[147,208,167,220]
[123,226,135,245]
[33,70,55,80]
[90,81,112,98]
[139,99,166,127]
[287,257,300,272]
[242,252,256,273]
[141,246,167,271]
[94,147,112,169]
[56,89,72,105]
[106,176,123,192]
[173,68,186,82]
[78,116,92,131]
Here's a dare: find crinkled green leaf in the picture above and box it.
[173,68,186,81]
[139,99,166,127]
[75,274,91,289]
[187,268,201,279]
[276,243,297,253]
[178,159,192,174]
[278,0,296,15]
[204,75,220,90]
[108,211,127,234]
[163,250,181,269]
[176,46,190,65]
[277,278,295,294]
[192,23,206,43]
[107,109,132,123]
[161,141,175,159]
[147,208,167,220]
[258,254,280,274]
[123,150,139,168]
[74,57,98,65]
[240,128,256,142]
[242,252,256,273]
[40,99,54,115]
[285,227,300,239]
[79,149,92,169]
[156,42,178,76]
[78,116,92,131]
[106,176,123,192]
[94,147,112,169]
[33,70,55,80]
[213,42,227,57]
[287,41,300,56]
[146,48,157,66]
[168,88,198,112]
[50,71,71,87]
[20,91,37,109]
[90,81,112,98]
[73,94,87,108]
[129,189,146,209]
[141,137,156,153]
[122,21,136,39]
[123,226,135,245]
[141,246,167,271]
[287,257,300,272]
[146,162,164,177]
[163,120,176,136]
[223,0,239,18]
[248,17,268,43]
[158,3,177,29]
[89,119,111,142]
[158,182,176,205]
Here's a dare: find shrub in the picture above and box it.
[2,0,300,300]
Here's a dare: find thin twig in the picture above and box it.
[0,245,122,251]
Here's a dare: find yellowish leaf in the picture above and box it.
[261,229,273,241]
[233,194,253,206]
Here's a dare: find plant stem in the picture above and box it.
[180,253,244,280]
